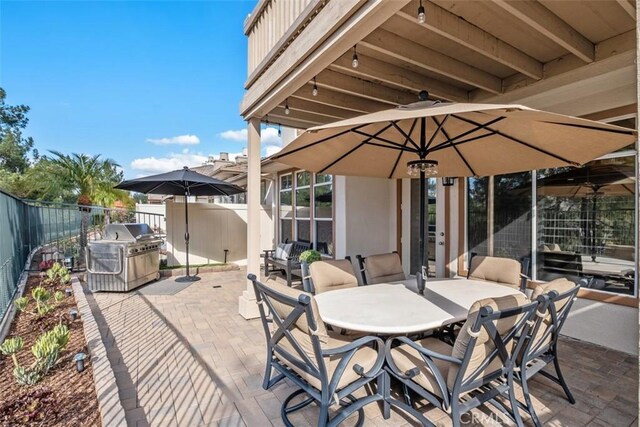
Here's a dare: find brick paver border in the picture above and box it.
[72,277,127,426]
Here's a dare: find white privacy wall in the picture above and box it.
[165,201,273,266]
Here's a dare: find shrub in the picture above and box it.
[299,249,322,265]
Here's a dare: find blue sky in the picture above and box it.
[1,0,281,178]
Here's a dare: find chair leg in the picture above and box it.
[520,373,542,427]
[318,402,330,427]
[507,373,525,427]
[378,371,390,419]
[402,383,412,407]
[262,359,272,390]
[451,401,461,427]
[552,353,576,404]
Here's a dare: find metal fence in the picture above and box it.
[0,190,165,322]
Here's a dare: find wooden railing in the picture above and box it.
[244,0,323,85]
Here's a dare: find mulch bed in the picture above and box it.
[0,275,101,426]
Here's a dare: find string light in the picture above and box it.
[312,77,318,96]
[351,45,359,68]
[285,99,290,115]
[418,0,425,24]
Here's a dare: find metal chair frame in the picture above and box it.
[355,251,401,286]
[517,282,582,427]
[385,299,539,427]
[249,274,388,427]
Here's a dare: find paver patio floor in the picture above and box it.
[87,268,638,427]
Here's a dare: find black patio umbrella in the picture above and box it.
[115,166,245,282]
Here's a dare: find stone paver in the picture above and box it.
[87,269,638,426]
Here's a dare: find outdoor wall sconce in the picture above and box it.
[74,352,87,372]
[442,177,456,187]
[69,308,78,321]
[65,288,73,297]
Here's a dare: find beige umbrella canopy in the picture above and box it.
[273,101,637,179]
[271,100,636,286]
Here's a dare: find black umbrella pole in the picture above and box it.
[418,170,426,294]
[185,191,190,277]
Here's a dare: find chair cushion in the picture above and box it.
[389,337,453,398]
[468,256,521,289]
[274,243,293,260]
[529,278,578,350]
[279,330,379,390]
[449,293,529,388]
[365,253,406,284]
[309,260,358,294]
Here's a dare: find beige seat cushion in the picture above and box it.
[449,293,529,388]
[529,278,577,350]
[310,260,358,294]
[365,253,406,284]
[389,337,453,398]
[279,330,379,390]
[468,256,521,289]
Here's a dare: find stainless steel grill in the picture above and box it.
[87,223,162,292]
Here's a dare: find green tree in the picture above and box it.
[0,88,34,173]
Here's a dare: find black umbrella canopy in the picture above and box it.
[115,166,245,196]
[115,166,244,282]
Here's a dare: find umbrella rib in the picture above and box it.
[318,123,395,174]
[429,130,497,152]
[451,114,579,166]
[273,125,368,159]
[542,121,637,135]
[388,119,419,179]
[436,118,478,177]
[362,141,418,152]
[425,114,450,151]
[351,128,419,152]
[428,116,505,152]
[390,121,420,151]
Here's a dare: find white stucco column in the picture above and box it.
[239,117,261,319]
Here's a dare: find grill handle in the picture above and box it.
[86,247,125,275]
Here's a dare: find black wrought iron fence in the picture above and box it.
[0,190,164,322]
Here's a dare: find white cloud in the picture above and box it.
[218,127,282,146]
[130,151,209,174]
[219,129,247,142]
[264,145,282,157]
[146,134,200,145]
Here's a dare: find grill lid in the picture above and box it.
[104,223,155,242]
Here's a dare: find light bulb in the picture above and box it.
[285,106,290,115]
[418,2,425,24]
[312,86,318,96]
[352,55,359,68]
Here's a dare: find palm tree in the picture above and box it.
[48,151,123,264]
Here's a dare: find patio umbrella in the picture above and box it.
[271,96,636,291]
[534,164,635,261]
[115,166,245,282]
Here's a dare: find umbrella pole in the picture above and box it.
[177,188,200,282]
[419,169,427,290]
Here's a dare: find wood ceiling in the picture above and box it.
[262,0,636,129]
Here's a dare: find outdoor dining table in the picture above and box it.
[314,278,523,335]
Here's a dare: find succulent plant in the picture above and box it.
[299,249,322,264]
[1,337,24,368]
[54,291,65,303]
[13,366,42,386]
[14,297,29,312]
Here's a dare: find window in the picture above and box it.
[277,171,334,256]
[466,172,532,269]
[314,174,333,255]
[280,174,293,242]
[536,156,636,295]
[295,171,311,243]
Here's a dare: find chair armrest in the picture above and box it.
[322,336,385,380]
[385,335,461,407]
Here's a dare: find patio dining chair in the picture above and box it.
[517,278,582,427]
[467,253,530,292]
[300,257,358,294]
[385,293,539,427]
[248,274,389,427]
[356,252,406,285]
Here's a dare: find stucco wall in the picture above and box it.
[563,299,638,355]
[165,201,273,266]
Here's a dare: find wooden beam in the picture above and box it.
[360,28,502,94]
[330,52,468,102]
[265,114,322,130]
[316,69,418,105]
[241,0,411,118]
[396,1,543,80]
[292,84,388,113]
[271,106,332,126]
[615,0,636,20]
[281,96,358,120]
[492,0,594,63]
